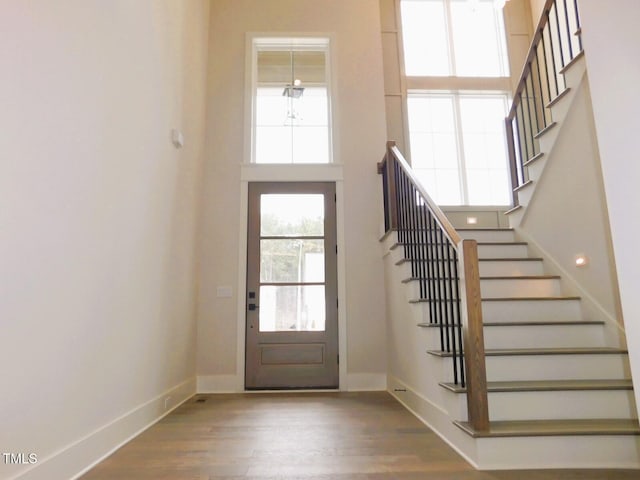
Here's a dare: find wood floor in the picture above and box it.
[81,392,639,479]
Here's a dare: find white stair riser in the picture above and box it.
[449,388,638,423]
[391,243,528,261]
[480,278,562,298]
[477,243,529,258]
[483,324,606,349]
[476,432,640,469]
[406,277,562,300]
[482,354,631,382]
[482,299,582,323]
[487,389,638,421]
[479,260,544,277]
[458,230,515,242]
[419,323,606,351]
[397,259,546,279]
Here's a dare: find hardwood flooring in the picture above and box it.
[81,392,639,479]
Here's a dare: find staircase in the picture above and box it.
[379,0,640,468]
[382,225,640,469]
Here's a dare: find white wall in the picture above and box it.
[529,0,547,27]
[578,0,640,416]
[197,0,388,391]
[0,1,209,478]
[518,70,623,339]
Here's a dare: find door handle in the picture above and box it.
[248,303,259,311]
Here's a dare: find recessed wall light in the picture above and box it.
[467,216,478,225]
[575,254,589,267]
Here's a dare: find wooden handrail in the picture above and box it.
[378,142,489,432]
[508,0,556,118]
[506,0,582,198]
[385,141,461,246]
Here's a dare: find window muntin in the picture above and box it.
[252,39,332,164]
[401,0,509,77]
[407,93,510,206]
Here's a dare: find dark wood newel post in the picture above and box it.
[385,141,398,231]
[459,239,489,431]
[378,141,399,232]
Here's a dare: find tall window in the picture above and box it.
[407,93,510,205]
[400,0,512,205]
[401,0,509,77]
[251,38,332,164]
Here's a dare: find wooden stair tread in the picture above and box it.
[534,121,557,139]
[546,87,571,108]
[559,50,585,74]
[440,379,633,394]
[479,257,542,262]
[513,180,533,193]
[457,228,513,231]
[392,241,527,248]
[403,275,560,283]
[454,418,640,438]
[523,151,545,167]
[482,296,580,301]
[427,347,627,357]
[418,320,604,328]
[411,296,579,303]
[504,205,523,215]
[396,257,543,265]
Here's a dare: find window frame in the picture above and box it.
[245,35,336,165]
[400,0,510,79]
[407,90,511,206]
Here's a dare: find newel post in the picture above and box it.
[458,239,489,431]
[377,141,399,232]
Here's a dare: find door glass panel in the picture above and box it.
[260,239,325,283]
[260,194,324,236]
[259,285,326,332]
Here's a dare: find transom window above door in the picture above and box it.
[250,37,333,164]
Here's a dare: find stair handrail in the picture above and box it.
[378,141,489,432]
[506,0,582,205]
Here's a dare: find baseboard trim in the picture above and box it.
[346,373,387,391]
[11,377,196,480]
[386,375,479,468]
[197,374,242,393]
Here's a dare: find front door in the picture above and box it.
[245,182,338,389]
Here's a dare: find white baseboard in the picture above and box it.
[197,374,242,393]
[386,375,478,468]
[10,377,196,480]
[346,373,387,391]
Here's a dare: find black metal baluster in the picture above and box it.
[517,97,530,165]
[562,0,574,60]
[417,196,427,300]
[552,2,566,69]
[546,10,562,95]
[534,46,548,129]
[527,64,541,138]
[574,0,582,52]
[540,27,555,107]
[443,238,457,384]
[426,211,438,328]
[410,185,419,289]
[436,228,449,353]
[451,247,465,387]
